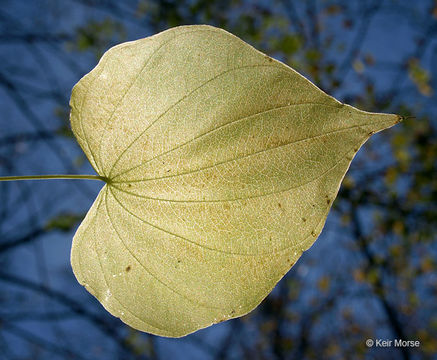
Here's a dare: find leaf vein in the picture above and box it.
[105,187,225,310]
[113,121,364,185]
[111,101,341,181]
[96,28,211,176]
[107,63,281,178]
[110,150,348,204]
[91,190,171,333]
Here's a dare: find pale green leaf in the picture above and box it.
[69,25,400,337]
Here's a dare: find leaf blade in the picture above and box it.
[70,25,399,337]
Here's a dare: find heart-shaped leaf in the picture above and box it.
[70,25,399,337]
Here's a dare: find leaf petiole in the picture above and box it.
[0,174,107,182]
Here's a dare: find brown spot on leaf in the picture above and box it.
[278,202,282,208]
[311,231,316,237]
[302,217,307,222]
[125,265,131,272]
[326,199,331,205]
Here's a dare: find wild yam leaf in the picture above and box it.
[69,25,400,337]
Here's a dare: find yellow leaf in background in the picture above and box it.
[408,58,433,96]
[69,25,400,337]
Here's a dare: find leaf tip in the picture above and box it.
[397,114,414,123]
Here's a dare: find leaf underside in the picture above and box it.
[69,25,399,337]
